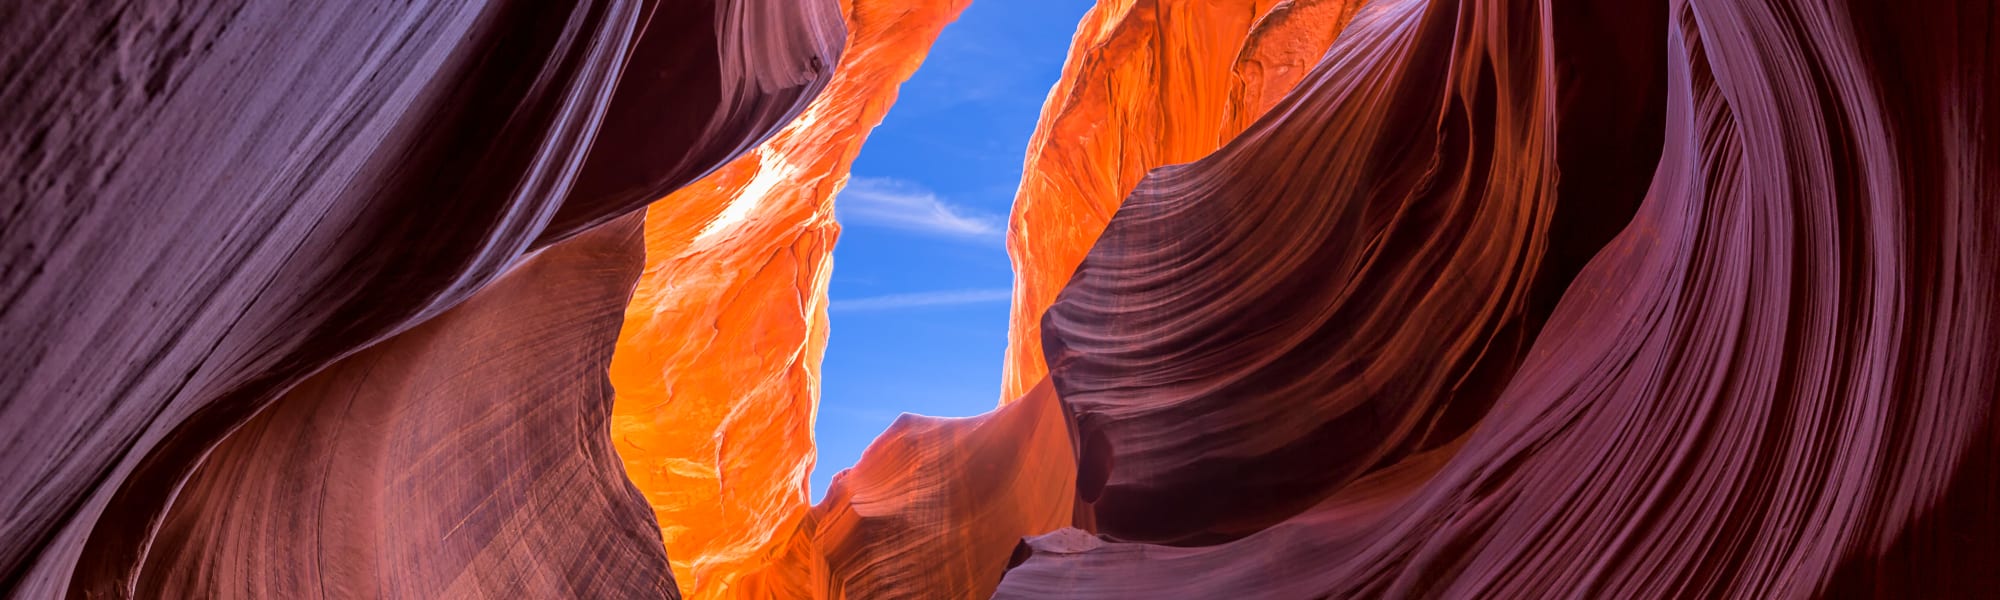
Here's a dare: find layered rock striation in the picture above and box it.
[1002,0,1999,596]
[1034,0,1670,546]
[137,215,665,598]
[1002,0,1361,400]
[4,0,1995,597]
[0,0,840,596]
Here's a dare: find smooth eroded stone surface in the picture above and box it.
[1000,0,1360,400]
[605,0,964,597]
[1037,0,1669,544]
[0,0,839,595]
[7,0,1993,597]
[135,215,669,599]
[737,380,1077,599]
[1000,0,1999,596]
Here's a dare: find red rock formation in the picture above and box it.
[4,0,1995,597]
[1001,0,1999,596]
[133,215,664,598]
[1034,0,1668,544]
[735,381,1077,599]
[1001,0,1360,400]
[604,1,965,597]
[0,0,839,595]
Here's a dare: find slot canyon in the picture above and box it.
[2,0,1995,598]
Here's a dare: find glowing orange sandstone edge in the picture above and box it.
[611,0,1353,597]
[1002,0,1358,400]
[607,0,968,597]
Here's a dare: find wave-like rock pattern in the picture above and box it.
[136,215,663,598]
[1002,0,1998,596]
[603,1,965,597]
[1036,0,1669,544]
[4,0,1993,597]
[0,0,839,596]
[1001,0,1360,400]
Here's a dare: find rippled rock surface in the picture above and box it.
[1002,0,2000,596]
[5,0,1995,597]
[1002,0,1360,400]
[0,1,839,596]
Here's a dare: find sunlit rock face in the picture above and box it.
[1000,0,1361,400]
[1001,0,2000,597]
[733,380,1078,599]
[0,0,839,596]
[605,1,967,597]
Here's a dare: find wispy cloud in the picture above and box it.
[830,288,1013,312]
[837,176,1002,239]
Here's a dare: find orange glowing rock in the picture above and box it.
[1000,0,1359,400]
[734,380,1078,599]
[606,1,968,597]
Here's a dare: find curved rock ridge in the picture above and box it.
[603,0,966,597]
[1001,0,1362,401]
[3,0,1992,597]
[135,215,666,598]
[543,0,847,243]
[1002,0,1998,597]
[0,0,839,596]
[1036,0,1669,544]
[734,380,1077,599]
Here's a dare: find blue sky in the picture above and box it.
[814,0,1094,500]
